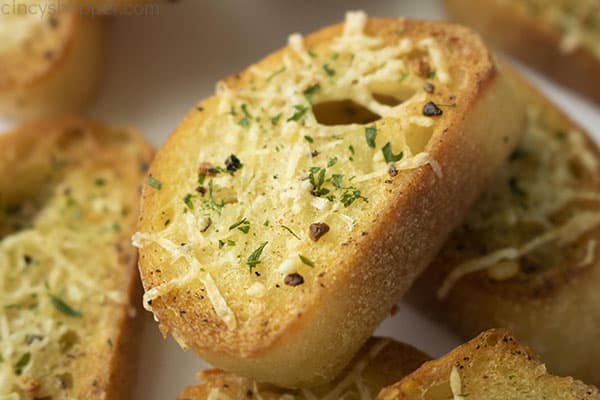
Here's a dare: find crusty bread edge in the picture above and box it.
[0,14,107,121]
[1,118,153,399]
[444,0,600,103]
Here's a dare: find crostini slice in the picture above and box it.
[409,69,600,384]
[178,337,430,400]
[0,118,153,399]
[135,11,525,387]
[378,329,600,400]
[0,3,105,121]
[444,0,600,102]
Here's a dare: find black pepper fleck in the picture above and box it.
[423,102,443,116]
[284,273,304,287]
[196,186,207,196]
[225,154,242,172]
[388,164,398,177]
[309,223,330,241]
[423,82,435,93]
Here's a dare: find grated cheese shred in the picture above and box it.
[135,11,451,333]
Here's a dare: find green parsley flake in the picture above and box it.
[365,126,377,148]
[299,254,315,267]
[146,176,162,190]
[288,104,309,122]
[323,64,335,76]
[229,218,250,234]
[281,225,301,240]
[50,295,82,318]
[247,242,268,272]
[382,142,403,163]
[184,193,194,210]
[304,135,314,144]
[266,66,286,82]
[14,352,31,376]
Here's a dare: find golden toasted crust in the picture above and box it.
[408,67,600,384]
[444,0,600,103]
[178,338,430,400]
[0,118,153,399]
[0,9,106,121]
[378,329,600,400]
[138,16,525,387]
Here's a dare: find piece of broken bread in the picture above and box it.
[135,11,525,387]
[0,3,106,121]
[0,118,153,399]
[177,337,430,400]
[444,0,600,103]
[378,329,599,400]
[408,68,600,384]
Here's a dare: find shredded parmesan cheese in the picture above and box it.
[135,11,451,335]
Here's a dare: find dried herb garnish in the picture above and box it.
[288,104,309,122]
[247,242,268,272]
[146,176,162,190]
[298,254,315,267]
[382,142,403,163]
[281,225,301,240]
[365,126,377,148]
[14,352,31,375]
[323,64,335,76]
[266,66,286,82]
[303,83,321,97]
[304,135,314,144]
[229,218,250,234]
[183,193,194,210]
[50,295,82,318]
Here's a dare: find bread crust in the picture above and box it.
[138,17,526,387]
[444,0,600,103]
[408,68,600,385]
[0,11,106,121]
[177,337,430,400]
[0,118,153,399]
[377,329,600,400]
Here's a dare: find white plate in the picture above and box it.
[3,1,599,398]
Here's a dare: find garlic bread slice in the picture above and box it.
[409,70,600,384]
[135,12,525,387]
[444,0,600,103]
[0,118,153,399]
[178,337,430,400]
[0,3,106,121]
[378,329,599,400]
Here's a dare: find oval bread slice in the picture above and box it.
[444,0,600,103]
[378,329,599,400]
[0,5,106,121]
[177,337,430,400]
[408,68,600,385]
[0,118,153,399]
[135,12,526,387]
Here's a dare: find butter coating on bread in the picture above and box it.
[409,69,600,384]
[177,337,430,400]
[135,11,525,387]
[444,0,600,103]
[0,4,106,121]
[0,118,153,399]
[378,329,600,400]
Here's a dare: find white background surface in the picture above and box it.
[3,1,599,398]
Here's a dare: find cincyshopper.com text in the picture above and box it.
[1,0,161,18]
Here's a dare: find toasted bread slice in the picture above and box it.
[444,0,600,103]
[408,68,600,384]
[0,118,153,399]
[378,329,599,400]
[0,4,106,121]
[177,337,430,400]
[135,11,525,387]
